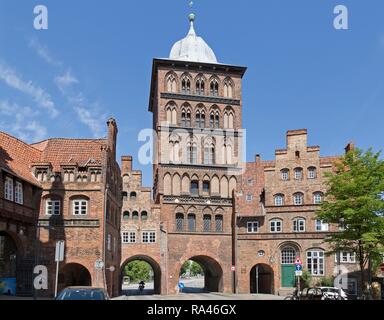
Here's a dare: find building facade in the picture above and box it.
[0,119,122,297]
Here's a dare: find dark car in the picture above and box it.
[55,287,110,300]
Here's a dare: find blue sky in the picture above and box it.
[0,0,383,187]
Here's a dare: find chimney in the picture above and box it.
[107,118,118,158]
[345,142,355,154]
[255,154,261,163]
[121,156,133,174]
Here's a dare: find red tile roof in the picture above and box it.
[0,131,41,186]
[30,138,107,172]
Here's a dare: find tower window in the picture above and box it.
[191,181,199,196]
[176,213,184,232]
[196,78,205,95]
[210,79,219,96]
[203,181,210,195]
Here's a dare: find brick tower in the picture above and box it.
[148,13,247,294]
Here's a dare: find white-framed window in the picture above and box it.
[107,234,111,251]
[246,194,253,202]
[335,252,356,264]
[4,177,13,201]
[122,231,136,244]
[274,194,284,206]
[247,221,259,233]
[308,167,317,179]
[142,231,156,243]
[294,168,303,180]
[313,192,322,204]
[14,181,23,204]
[293,193,304,206]
[270,219,282,233]
[281,169,289,181]
[281,247,297,264]
[46,199,61,215]
[72,199,88,215]
[293,218,306,232]
[307,250,325,276]
[315,220,329,232]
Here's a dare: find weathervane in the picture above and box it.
[189,1,194,9]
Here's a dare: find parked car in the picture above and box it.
[318,287,348,300]
[56,287,110,300]
[299,287,324,300]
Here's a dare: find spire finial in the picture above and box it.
[187,1,196,36]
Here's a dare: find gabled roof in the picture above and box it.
[0,131,42,186]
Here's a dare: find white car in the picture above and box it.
[318,287,348,300]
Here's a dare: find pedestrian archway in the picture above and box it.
[58,263,92,291]
[0,231,18,295]
[250,264,274,294]
[120,255,161,295]
[178,256,223,294]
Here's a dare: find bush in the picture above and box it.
[300,270,312,289]
[123,261,152,283]
[316,276,335,287]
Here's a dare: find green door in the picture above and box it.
[281,265,296,287]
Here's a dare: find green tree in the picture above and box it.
[180,261,204,277]
[123,261,152,283]
[317,148,384,298]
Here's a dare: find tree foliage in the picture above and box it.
[123,261,152,283]
[180,260,204,277]
[317,148,384,296]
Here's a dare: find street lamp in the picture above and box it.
[336,218,345,288]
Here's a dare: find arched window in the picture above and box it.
[293,192,304,206]
[223,78,234,98]
[210,78,219,96]
[294,168,303,180]
[274,194,285,206]
[281,169,290,181]
[176,213,184,231]
[281,247,297,264]
[141,211,148,221]
[196,109,206,128]
[203,180,210,195]
[223,109,234,129]
[132,211,139,220]
[181,75,191,94]
[203,214,212,232]
[293,218,306,232]
[186,138,197,164]
[123,211,130,220]
[130,192,137,201]
[165,103,177,125]
[210,109,220,128]
[196,76,205,95]
[308,167,317,179]
[215,215,223,232]
[222,137,233,165]
[190,180,199,196]
[188,214,196,232]
[122,191,128,202]
[166,73,177,92]
[313,192,323,204]
[181,106,191,127]
[204,140,215,165]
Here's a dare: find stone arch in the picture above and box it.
[58,263,92,292]
[250,264,274,294]
[120,255,162,295]
[178,255,223,293]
